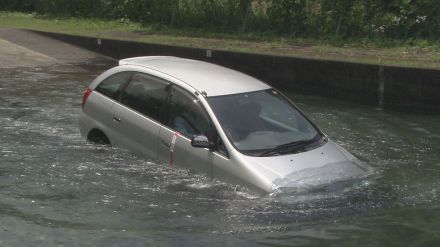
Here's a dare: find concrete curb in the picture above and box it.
[31,30,440,112]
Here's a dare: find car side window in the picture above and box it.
[167,86,229,157]
[120,73,169,122]
[167,86,228,156]
[167,86,210,137]
[95,71,132,100]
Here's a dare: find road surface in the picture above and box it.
[0,28,107,68]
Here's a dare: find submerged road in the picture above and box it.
[0,28,109,68]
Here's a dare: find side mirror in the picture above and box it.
[191,135,210,148]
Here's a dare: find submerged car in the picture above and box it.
[80,56,371,193]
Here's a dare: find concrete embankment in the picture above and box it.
[4,28,440,112]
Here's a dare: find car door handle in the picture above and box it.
[112,116,121,123]
[161,140,171,148]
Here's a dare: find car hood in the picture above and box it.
[241,140,373,190]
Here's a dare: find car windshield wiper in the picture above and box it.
[259,139,312,157]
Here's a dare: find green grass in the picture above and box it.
[0,12,142,34]
[1,11,440,69]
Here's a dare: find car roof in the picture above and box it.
[119,56,271,97]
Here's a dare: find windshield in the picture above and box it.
[207,89,323,156]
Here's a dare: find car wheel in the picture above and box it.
[87,129,111,146]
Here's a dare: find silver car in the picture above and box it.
[80,56,371,193]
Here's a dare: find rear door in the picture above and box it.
[109,72,169,160]
[87,71,133,141]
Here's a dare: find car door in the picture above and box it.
[89,71,133,142]
[110,72,169,160]
[157,85,219,175]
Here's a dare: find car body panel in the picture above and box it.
[109,103,161,160]
[157,126,213,176]
[241,140,371,189]
[212,149,276,192]
[79,92,115,141]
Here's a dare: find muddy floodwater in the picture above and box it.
[1,60,439,246]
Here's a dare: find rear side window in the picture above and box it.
[95,72,132,100]
[121,73,169,122]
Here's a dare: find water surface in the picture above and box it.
[1,60,439,246]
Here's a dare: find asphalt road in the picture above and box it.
[0,28,107,68]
